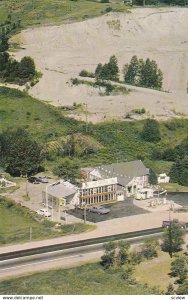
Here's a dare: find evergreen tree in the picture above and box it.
[141,119,161,142]
[0,34,8,52]
[0,51,9,72]
[161,223,185,257]
[149,168,158,185]
[169,156,188,186]
[124,55,140,85]
[171,256,188,283]
[94,55,119,81]
[95,63,103,79]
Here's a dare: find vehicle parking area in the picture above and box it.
[68,199,149,223]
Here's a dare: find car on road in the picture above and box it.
[162,219,187,229]
[87,205,110,215]
[28,176,40,184]
[36,208,51,218]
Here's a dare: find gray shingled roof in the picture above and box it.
[96,160,149,184]
[47,181,77,199]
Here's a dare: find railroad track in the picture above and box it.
[0,227,163,261]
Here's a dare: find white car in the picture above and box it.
[36,208,51,218]
[87,205,110,215]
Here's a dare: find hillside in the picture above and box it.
[11,7,188,123]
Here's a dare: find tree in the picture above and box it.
[176,280,188,295]
[117,240,130,265]
[18,56,36,80]
[101,241,116,269]
[95,63,103,79]
[169,156,188,186]
[0,34,9,52]
[161,223,185,257]
[148,168,157,185]
[141,237,159,260]
[53,158,80,183]
[124,55,140,85]
[0,128,42,176]
[171,256,188,283]
[141,119,161,142]
[139,58,163,89]
[124,56,163,89]
[94,55,119,81]
[0,51,9,72]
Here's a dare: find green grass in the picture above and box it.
[0,87,80,142]
[159,182,188,192]
[0,262,157,294]
[1,86,188,176]
[134,251,173,290]
[0,196,95,245]
[0,0,129,28]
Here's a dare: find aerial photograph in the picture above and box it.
[0,0,188,297]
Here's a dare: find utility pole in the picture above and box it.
[26,173,28,197]
[30,227,32,241]
[84,202,87,224]
[168,210,173,258]
[84,103,88,132]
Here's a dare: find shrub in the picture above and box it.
[79,70,95,78]
[141,119,161,142]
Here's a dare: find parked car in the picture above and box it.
[28,176,40,184]
[36,208,51,218]
[37,176,49,183]
[87,205,110,215]
[162,219,187,229]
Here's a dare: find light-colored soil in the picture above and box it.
[11,8,188,123]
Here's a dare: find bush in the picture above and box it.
[79,70,95,78]
[141,119,161,142]
[132,108,146,115]
[105,7,113,13]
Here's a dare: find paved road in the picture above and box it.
[1,209,188,255]
[0,244,103,279]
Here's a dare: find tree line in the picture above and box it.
[79,54,163,90]
[0,15,38,85]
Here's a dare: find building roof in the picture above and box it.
[47,180,77,199]
[97,160,149,179]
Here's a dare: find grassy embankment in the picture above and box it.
[0,196,95,245]
[1,86,188,176]
[0,0,129,28]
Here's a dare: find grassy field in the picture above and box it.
[0,196,95,245]
[0,0,129,28]
[135,251,172,291]
[159,182,188,192]
[0,262,158,295]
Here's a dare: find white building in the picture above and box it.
[81,160,149,199]
[79,177,118,206]
[157,173,170,184]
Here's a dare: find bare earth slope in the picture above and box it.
[13,8,188,122]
